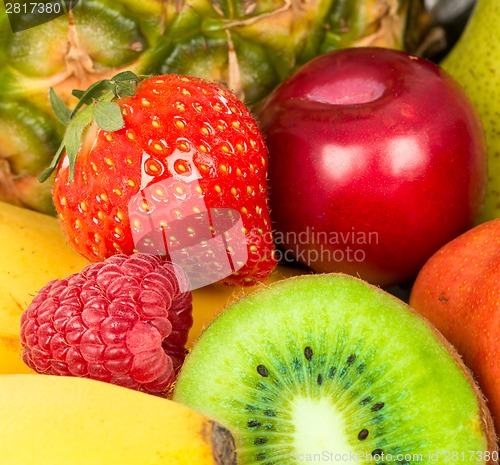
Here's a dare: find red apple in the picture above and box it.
[258,47,486,287]
[409,219,500,432]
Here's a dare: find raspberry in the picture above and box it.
[20,253,193,395]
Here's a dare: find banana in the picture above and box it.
[0,200,306,373]
[0,374,236,465]
[0,201,90,374]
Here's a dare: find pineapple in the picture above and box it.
[0,0,419,215]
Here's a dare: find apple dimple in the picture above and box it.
[306,77,386,105]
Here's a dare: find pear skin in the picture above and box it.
[442,0,500,222]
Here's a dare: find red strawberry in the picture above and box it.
[20,253,192,395]
[42,72,276,288]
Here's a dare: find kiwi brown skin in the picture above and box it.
[400,292,498,457]
[179,273,498,460]
[416,321,498,455]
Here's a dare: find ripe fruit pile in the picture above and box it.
[0,0,416,215]
[0,0,499,461]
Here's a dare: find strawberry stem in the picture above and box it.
[39,71,145,184]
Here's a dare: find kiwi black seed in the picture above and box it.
[358,429,369,440]
[174,274,495,464]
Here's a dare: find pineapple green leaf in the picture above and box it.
[93,101,125,132]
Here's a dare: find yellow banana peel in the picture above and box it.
[0,374,236,465]
[0,201,90,374]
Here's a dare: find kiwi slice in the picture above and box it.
[174,274,496,464]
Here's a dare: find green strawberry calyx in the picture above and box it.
[39,71,145,184]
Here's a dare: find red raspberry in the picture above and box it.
[20,253,193,395]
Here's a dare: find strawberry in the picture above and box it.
[41,72,276,288]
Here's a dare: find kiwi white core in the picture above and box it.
[291,396,353,457]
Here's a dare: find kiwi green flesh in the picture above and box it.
[174,274,491,464]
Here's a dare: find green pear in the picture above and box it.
[441,0,500,222]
